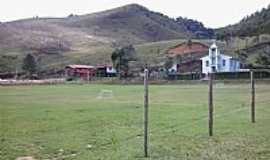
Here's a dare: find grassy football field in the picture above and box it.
[1,84,270,160]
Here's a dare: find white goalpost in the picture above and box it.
[97,90,114,99]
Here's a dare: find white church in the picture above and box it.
[200,42,240,74]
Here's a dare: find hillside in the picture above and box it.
[216,4,270,39]
[176,17,214,39]
[0,38,225,74]
[237,41,270,67]
[0,4,215,74]
[0,4,213,54]
[60,4,193,43]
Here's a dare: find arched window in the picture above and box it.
[222,59,226,66]
[206,60,209,67]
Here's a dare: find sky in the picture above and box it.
[0,0,269,28]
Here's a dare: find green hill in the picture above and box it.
[0,4,214,74]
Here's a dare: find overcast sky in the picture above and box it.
[0,0,269,28]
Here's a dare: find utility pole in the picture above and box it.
[118,55,121,80]
[144,68,149,157]
[15,66,18,80]
[87,70,90,82]
[250,70,255,123]
[14,56,18,80]
[208,71,214,136]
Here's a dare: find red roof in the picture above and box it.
[168,42,209,56]
[66,65,95,69]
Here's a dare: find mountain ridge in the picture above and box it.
[0,3,213,55]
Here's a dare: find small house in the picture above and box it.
[96,64,117,77]
[168,64,179,73]
[167,41,209,73]
[65,65,96,80]
[106,65,117,77]
[200,43,240,74]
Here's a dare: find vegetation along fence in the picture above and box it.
[167,70,270,80]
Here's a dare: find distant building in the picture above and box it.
[65,65,96,80]
[178,60,202,73]
[168,64,178,73]
[200,43,240,74]
[167,41,208,73]
[167,60,203,75]
[96,64,117,77]
[106,65,117,75]
[167,41,209,57]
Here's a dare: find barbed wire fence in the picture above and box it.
[78,69,270,158]
[8,68,267,159]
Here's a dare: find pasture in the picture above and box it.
[0,84,270,160]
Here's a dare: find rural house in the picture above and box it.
[200,43,240,74]
[96,64,117,77]
[167,41,209,73]
[65,65,96,80]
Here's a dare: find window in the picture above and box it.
[212,66,216,72]
[206,60,209,67]
[222,59,226,66]
[211,57,215,65]
[230,60,233,67]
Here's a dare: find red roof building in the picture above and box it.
[167,41,209,73]
[65,65,96,80]
[167,41,209,56]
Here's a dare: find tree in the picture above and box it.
[22,54,37,77]
[0,55,17,73]
[255,54,270,66]
[111,45,137,78]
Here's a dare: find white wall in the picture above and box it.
[106,66,117,74]
[219,55,232,72]
[168,64,178,73]
[201,56,211,74]
[201,54,240,74]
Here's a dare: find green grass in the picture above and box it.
[1,84,270,160]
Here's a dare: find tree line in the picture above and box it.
[0,54,37,79]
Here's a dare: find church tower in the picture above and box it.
[209,42,219,73]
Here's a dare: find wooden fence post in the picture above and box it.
[251,71,255,123]
[144,69,149,157]
[87,70,90,82]
[208,72,214,136]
